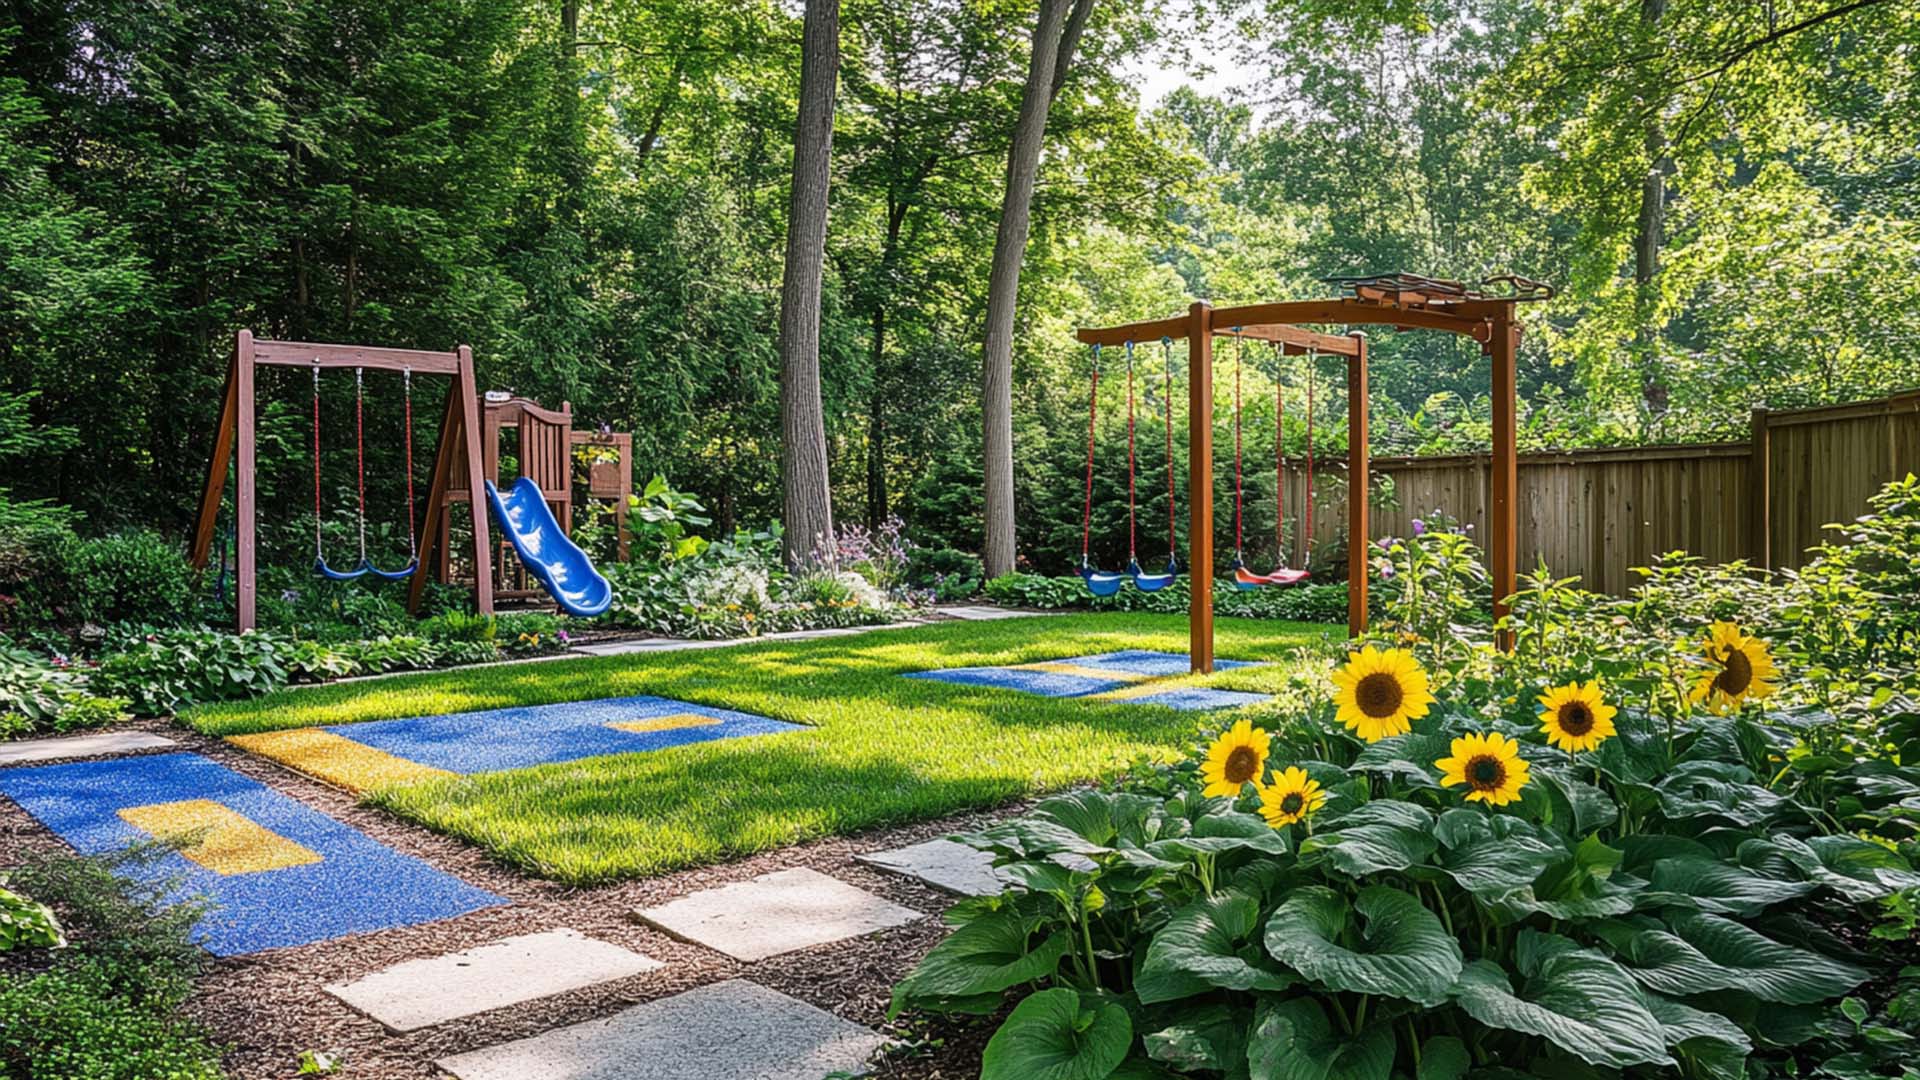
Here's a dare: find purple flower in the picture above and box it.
[557,630,571,644]
[1410,518,1425,536]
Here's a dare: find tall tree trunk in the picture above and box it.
[981,0,1094,578]
[1633,0,1671,432]
[778,0,841,569]
[866,305,888,528]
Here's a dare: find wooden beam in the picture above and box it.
[409,379,464,614]
[1488,308,1519,648]
[458,346,494,615]
[252,339,461,374]
[1076,315,1190,347]
[1347,333,1369,638]
[1188,302,1215,673]
[1210,299,1491,340]
[235,331,258,631]
[189,351,240,570]
[1078,314,1363,355]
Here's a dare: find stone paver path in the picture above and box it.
[325,929,663,1033]
[434,979,887,1080]
[933,604,1057,620]
[856,838,1006,897]
[0,729,176,766]
[633,866,922,962]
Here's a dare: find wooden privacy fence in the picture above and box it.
[1276,389,1920,596]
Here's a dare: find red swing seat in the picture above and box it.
[1229,336,1314,590]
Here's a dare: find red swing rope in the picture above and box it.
[1080,344,1101,567]
[1274,343,1286,565]
[1162,338,1176,565]
[311,364,324,561]
[354,367,369,564]
[1232,333,1245,560]
[402,368,417,560]
[1125,341,1138,561]
[1303,349,1316,568]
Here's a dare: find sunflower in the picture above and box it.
[1331,647,1436,743]
[1537,680,1618,753]
[1200,718,1270,797]
[1257,766,1326,828]
[1689,621,1780,714]
[1435,731,1531,806]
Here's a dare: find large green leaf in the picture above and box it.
[893,909,1071,1005]
[1429,809,1563,897]
[1639,991,1751,1080]
[1136,889,1294,1004]
[1657,912,1869,1004]
[1490,835,1641,922]
[981,988,1133,1080]
[1448,932,1674,1069]
[1147,810,1292,861]
[1741,834,1920,902]
[1348,730,1452,789]
[1531,766,1620,833]
[1300,801,1437,877]
[1414,1036,1469,1080]
[1245,997,1394,1080]
[1644,856,1815,916]
[1142,1003,1251,1080]
[1264,885,1462,1006]
[1034,789,1168,847]
[1654,761,1787,827]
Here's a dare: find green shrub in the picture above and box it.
[0,850,221,1080]
[496,611,564,651]
[95,629,290,716]
[337,634,440,671]
[55,531,198,628]
[0,880,63,951]
[0,646,129,738]
[418,610,498,644]
[907,546,984,588]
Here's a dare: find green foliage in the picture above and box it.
[628,474,713,566]
[94,630,290,716]
[0,528,197,633]
[898,504,1920,1079]
[0,880,64,952]
[0,646,129,738]
[418,610,498,645]
[0,850,221,1080]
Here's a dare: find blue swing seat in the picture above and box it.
[1130,557,1177,592]
[1080,565,1128,597]
[315,556,417,583]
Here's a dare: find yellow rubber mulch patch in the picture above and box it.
[1015,662,1153,683]
[606,713,724,734]
[227,728,454,794]
[118,798,321,875]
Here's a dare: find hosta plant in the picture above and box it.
[894,610,1920,1079]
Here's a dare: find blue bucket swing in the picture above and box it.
[1130,338,1178,592]
[310,363,419,583]
[1077,344,1128,596]
[1231,336,1312,590]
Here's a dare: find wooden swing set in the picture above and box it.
[1076,273,1551,672]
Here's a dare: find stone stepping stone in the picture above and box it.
[325,929,663,1033]
[935,604,1056,620]
[632,867,921,962]
[436,979,885,1080]
[0,730,175,767]
[856,839,1008,897]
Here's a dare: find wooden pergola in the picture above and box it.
[1076,274,1547,672]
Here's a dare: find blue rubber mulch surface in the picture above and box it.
[0,753,505,956]
[1122,688,1275,711]
[330,695,806,775]
[904,650,1270,711]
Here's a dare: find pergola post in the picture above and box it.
[1346,333,1369,637]
[1488,308,1520,647]
[1188,301,1215,673]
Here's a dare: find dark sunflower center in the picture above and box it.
[1224,746,1260,784]
[1354,672,1405,719]
[1715,648,1753,696]
[1557,702,1594,736]
[1467,755,1506,791]
[1280,792,1305,815]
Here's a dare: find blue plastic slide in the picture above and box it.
[483,478,613,617]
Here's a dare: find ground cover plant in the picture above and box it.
[0,849,225,1080]
[892,491,1920,1080]
[184,614,1340,882]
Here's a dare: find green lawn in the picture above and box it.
[185,614,1339,883]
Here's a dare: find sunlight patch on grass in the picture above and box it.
[184,614,1339,882]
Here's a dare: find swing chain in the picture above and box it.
[354,367,367,564]
[311,360,323,560]
[402,366,416,560]
[1124,341,1137,562]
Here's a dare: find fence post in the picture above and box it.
[1749,406,1771,571]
